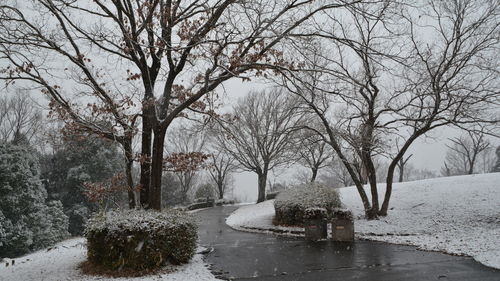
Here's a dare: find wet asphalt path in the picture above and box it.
[196,206,500,281]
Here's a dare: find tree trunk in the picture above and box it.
[468,156,476,175]
[379,167,395,216]
[365,164,379,216]
[379,160,397,216]
[380,134,420,216]
[318,114,373,218]
[256,170,268,203]
[217,179,224,199]
[310,166,318,182]
[181,188,188,204]
[360,120,379,218]
[398,162,404,182]
[334,147,373,218]
[123,139,136,209]
[357,181,377,219]
[149,128,166,210]
[140,117,152,208]
[363,163,379,219]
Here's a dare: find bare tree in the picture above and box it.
[213,89,303,203]
[377,0,500,215]
[207,150,235,199]
[493,146,500,173]
[319,158,354,188]
[280,0,500,218]
[440,162,452,177]
[0,90,42,144]
[296,127,333,182]
[407,165,439,181]
[478,145,497,173]
[396,154,413,182]
[205,126,237,199]
[0,0,357,210]
[280,2,399,218]
[165,124,207,204]
[442,128,491,175]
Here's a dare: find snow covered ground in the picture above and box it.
[226,173,500,269]
[0,238,217,281]
[226,200,304,236]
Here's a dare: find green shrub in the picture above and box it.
[0,143,69,258]
[85,209,197,271]
[273,183,341,226]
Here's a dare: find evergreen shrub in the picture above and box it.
[0,143,69,258]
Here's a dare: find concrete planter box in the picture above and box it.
[304,208,328,241]
[331,209,354,242]
[305,219,327,241]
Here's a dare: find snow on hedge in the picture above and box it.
[273,183,340,211]
[226,173,500,269]
[274,183,341,225]
[0,238,217,281]
[85,209,198,270]
[85,208,195,234]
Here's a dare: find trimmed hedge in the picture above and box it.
[304,207,327,220]
[273,183,341,226]
[187,201,214,210]
[332,208,353,220]
[188,198,234,209]
[266,191,280,200]
[85,209,197,271]
[215,199,235,206]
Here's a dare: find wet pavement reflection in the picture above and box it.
[196,206,500,281]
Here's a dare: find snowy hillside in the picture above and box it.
[227,173,500,269]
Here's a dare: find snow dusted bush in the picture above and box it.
[0,143,69,258]
[274,182,341,226]
[32,200,70,249]
[187,201,213,210]
[85,209,197,271]
[304,207,327,220]
[0,211,8,247]
[266,191,280,200]
[332,208,353,220]
[215,198,235,206]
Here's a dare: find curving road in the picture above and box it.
[196,206,500,281]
